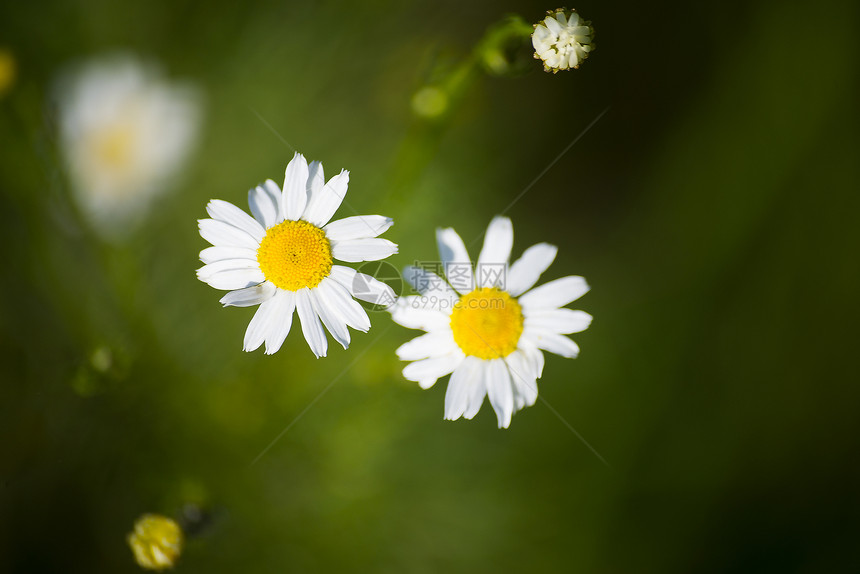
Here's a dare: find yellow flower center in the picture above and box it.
[450,287,524,359]
[257,220,332,291]
[93,123,137,170]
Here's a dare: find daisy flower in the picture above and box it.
[197,153,397,357]
[55,53,201,235]
[390,216,591,428]
[532,9,594,72]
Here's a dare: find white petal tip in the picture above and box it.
[310,348,328,358]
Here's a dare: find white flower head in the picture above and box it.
[55,54,201,235]
[197,153,398,358]
[390,216,591,428]
[532,8,594,72]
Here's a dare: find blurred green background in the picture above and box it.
[2,0,859,572]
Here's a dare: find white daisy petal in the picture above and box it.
[524,327,580,358]
[197,266,264,290]
[248,180,281,228]
[390,297,451,331]
[507,243,558,297]
[196,258,258,280]
[264,179,282,206]
[198,218,260,250]
[485,359,515,429]
[436,227,474,294]
[463,362,489,419]
[302,169,349,227]
[281,152,309,221]
[525,309,592,334]
[296,288,328,358]
[519,340,546,379]
[316,277,371,332]
[544,15,562,35]
[264,290,296,355]
[533,25,550,43]
[330,265,396,308]
[402,351,464,389]
[206,199,265,242]
[477,216,514,286]
[200,246,258,265]
[309,287,350,350]
[519,275,590,310]
[305,161,325,202]
[444,373,469,421]
[505,350,538,411]
[324,215,393,241]
[331,238,398,262]
[444,356,484,421]
[219,281,277,307]
[396,329,458,361]
[243,294,281,352]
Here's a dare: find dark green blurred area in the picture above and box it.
[2,0,859,572]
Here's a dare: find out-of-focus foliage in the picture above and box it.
[1,0,858,573]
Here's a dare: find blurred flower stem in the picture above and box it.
[384,15,533,213]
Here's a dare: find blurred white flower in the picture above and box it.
[390,216,591,428]
[197,153,398,357]
[532,9,594,72]
[56,54,201,235]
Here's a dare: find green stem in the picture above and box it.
[382,15,534,218]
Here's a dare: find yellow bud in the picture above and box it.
[127,514,183,570]
[411,86,448,119]
[0,49,16,97]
